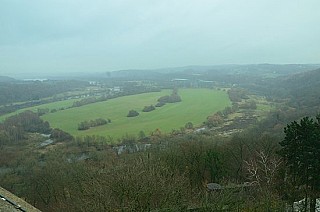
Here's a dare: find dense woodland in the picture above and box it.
[0,80,88,105]
[0,65,320,211]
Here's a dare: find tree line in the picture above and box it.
[78,118,111,130]
[0,80,88,106]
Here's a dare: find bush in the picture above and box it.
[142,105,155,112]
[78,118,109,130]
[205,113,224,127]
[127,110,139,117]
[51,128,73,141]
[155,101,166,107]
[157,89,182,104]
[185,122,194,129]
[158,94,181,103]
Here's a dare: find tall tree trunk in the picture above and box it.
[309,197,316,212]
[304,191,308,212]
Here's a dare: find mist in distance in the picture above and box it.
[1,0,320,77]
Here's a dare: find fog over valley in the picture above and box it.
[1,1,320,211]
[1,0,320,77]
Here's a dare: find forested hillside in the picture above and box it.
[0,80,88,106]
[0,76,16,82]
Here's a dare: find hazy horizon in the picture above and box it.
[1,0,320,76]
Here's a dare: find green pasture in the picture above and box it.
[42,89,231,139]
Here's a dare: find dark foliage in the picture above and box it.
[78,118,109,130]
[227,88,249,102]
[127,109,139,117]
[0,80,88,106]
[158,94,181,103]
[158,88,182,104]
[142,105,155,112]
[72,97,97,107]
[2,110,51,134]
[279,115,320,212]
[51,128,73,142]
[155,101,166,107]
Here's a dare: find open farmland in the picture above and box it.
[42,89,231,139]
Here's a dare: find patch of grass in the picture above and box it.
[42,89,231,139]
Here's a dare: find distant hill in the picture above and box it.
[280,68,320,88]
[41,64,320,81]
[280,68,320,105]
[105,69,165,79]
[260,68,320,109]
[0,76,16,82]
[102,64,320,79]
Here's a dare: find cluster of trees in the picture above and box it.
[185,122,193,129]
[0,110,74,144]
[204,97,257,129]
[279,115,320,211]
[72,95,124,108]
[0,111,51,142]
[127,109,139,117]
[155,101,165,107]
[157,94,181,104]
[142,105,155,112]
[227,88,249,102]
[78,118,110,130]
[37,108,50,116]
[137,88,183,109]
[0,80,88,106]
[205,113,224,128]
[205,106,237,128]
[157,88,182,105]
[50,128,73,142]
[239,100,257,110]
[72,97,97,107]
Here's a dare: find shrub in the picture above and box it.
[142,105,155,112]
[127,110,139,117]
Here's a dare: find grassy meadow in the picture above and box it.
[7,89,228,139]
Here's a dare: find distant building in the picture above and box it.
[112,86,121,92]
[198,80,214,88]
[171,78,190,87]
[23,78,48,82]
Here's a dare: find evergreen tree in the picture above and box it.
[279,115,320,212]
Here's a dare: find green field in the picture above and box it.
[40,89,230,139]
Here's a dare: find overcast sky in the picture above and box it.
[1,0,320,76]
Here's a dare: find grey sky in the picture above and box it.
[1,0,320,76]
